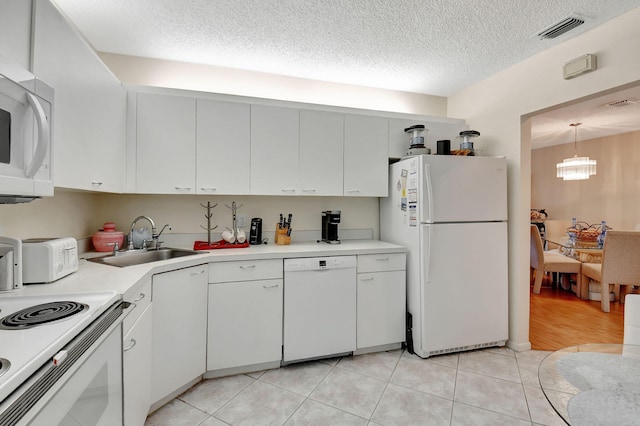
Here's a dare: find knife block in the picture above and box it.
[275,224,291,245]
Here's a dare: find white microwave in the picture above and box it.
[0,54,54,203]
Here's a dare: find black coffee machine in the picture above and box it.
[321,210,341,244]
[249,218,263,245]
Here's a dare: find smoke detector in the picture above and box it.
[536,14,586,39]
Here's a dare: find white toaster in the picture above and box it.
[22,237,78,283]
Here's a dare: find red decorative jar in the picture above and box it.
[92,222,125,252]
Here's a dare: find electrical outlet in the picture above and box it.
[236,215,247,228]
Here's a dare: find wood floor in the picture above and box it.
[529,276,625,351]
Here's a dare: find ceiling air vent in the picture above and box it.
[604,99,638,108]
[537,15,585,39]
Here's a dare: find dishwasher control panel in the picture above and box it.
[284,256,357,271]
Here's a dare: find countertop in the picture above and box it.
[6,240,406,298]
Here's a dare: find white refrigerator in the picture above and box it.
[380,155,508,358]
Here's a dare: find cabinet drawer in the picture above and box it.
[123,277,152,335]
[357,253,406,273]
[209,259,283,283]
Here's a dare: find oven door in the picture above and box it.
[26,323,123,426]
[0,301,128,426]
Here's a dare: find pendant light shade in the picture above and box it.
[556,123,596,180]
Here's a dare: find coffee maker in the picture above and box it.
[321,210,341,244]
[249,218,263,245]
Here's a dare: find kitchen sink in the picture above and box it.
[88,248,203,267]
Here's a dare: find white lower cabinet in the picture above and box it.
[151,265,208,404]
[207,260,283,371]
[123,303,152,426]
[356,253,406,349]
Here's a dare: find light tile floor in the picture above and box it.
[145,347,566,426]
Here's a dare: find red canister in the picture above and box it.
[91,222,125,252]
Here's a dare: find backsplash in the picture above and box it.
[0,190,380,244]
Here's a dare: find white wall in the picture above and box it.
[0,189,100,240]
[448,6,640,351]
[532,131,640,231]
[99,53,448,117]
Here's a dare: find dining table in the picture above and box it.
[538,343,640,425]
[545,237,603,263]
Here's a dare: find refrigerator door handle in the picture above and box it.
[424,228,431,283]
[424,164,433,223]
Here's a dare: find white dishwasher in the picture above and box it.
[283,256,357,363]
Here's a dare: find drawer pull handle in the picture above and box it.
[133,293,145,302]
[91,181,103,186]
[239,265,256,270]
[302,188,316,193]
[376,257,390,261]
[123,338,137,352]
[361,277,375,282]
[263,284,279,289]
[191,269,206,276]
[346,189,360,193]
[174,186,192,191]
[281,189,296,193]
[200,187,217,191]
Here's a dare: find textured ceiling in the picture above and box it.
[531,85,640,149]
[52,0,640,97]
[51,0,640,148]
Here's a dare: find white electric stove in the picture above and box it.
[0,291,120,404]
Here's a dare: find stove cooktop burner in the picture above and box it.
[0,301,88,330]
[0,358,9,378]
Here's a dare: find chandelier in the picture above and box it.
[556,122,596,181]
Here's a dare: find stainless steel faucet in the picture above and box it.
[127,216,156,250]
[127,216,172,250]
[155,224,172,249]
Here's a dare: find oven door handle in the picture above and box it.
[121,301,136,319]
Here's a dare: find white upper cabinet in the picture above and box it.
[196,99,250,195]
[344,114,389,197]
[250,105,299,195]
[299,110,344,196]
[0,0,32,68]
[32,0,126,193]
[135,93,196,194]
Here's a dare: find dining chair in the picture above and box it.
[580,231,640,313]
[530,225,582,295]
[624,294,640,344]
[544,219,573,252]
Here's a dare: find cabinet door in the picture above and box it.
[207,279,283,370]
[123,304,152,426]
[33,0,126,193]
[0,0,31,68]
[344,114,388,196]
[196,99,250,194]
[357,270,405,349]
[151,265,207,403]
[136,94,196,194]
[299,110,344,196]
[250,105,299,195]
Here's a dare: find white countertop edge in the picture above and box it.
[5,240,406,299]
